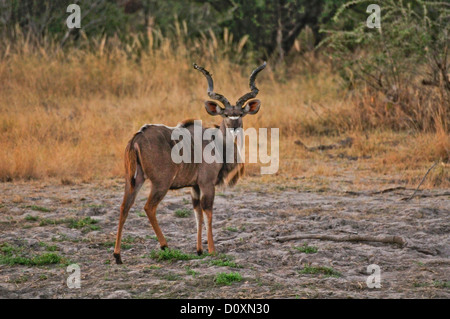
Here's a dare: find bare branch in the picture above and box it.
[404,161,440,201]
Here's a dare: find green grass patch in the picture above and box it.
[143,265,162,273]
[413,280,450,289]
[123,235,139,243]
[10,275,29,284]
[209,254,242,268]
[136,211,147,218]
[37,216,100,232]
[174,208,192,218]
[31,253,63,265]
[145,265,162,270]
[101,235,139,250]
[1,251,63,266]
[1,243,21,255]
[293,244,318,254]
[163,273,181,281]
[85,204,105,209]
[224,226,239,232]
[101,241,132,250]
[215,272,242,286]
[185,267,199,277]
[66,217,99,229]
[149,248,205,262]
[24,215,39,221]
[299,265,341,278]
[0,242,67,266]
[433,281,450,289]
[51,233,78,242]
[38,242,59,251]
[24,205,52,212]
[39,218,65,226]
[146,235,160,242]
[101,241,115,247]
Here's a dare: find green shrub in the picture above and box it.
[321,0,449,132]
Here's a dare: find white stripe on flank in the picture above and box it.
[138,123,176,133]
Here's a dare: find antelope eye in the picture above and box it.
[228,116,240,120]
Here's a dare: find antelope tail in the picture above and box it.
[124,139,138,189]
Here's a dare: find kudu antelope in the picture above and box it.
[113,62,266,264]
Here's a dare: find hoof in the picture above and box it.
[197,249,203,256]
[113,253,123,265]
[160,245,168,251]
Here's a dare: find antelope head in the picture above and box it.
[193,62,266,130]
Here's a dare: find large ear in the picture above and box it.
[243,99,261,115]
[205,101,224,116]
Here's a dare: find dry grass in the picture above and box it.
[0,37,448,189]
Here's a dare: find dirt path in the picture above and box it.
[0,181,449,298]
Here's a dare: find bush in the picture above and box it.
[321,0,449,133]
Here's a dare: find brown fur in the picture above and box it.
[114,63,264,263]
[175,119,244,186]
[114,119,245,262]
[177,118,197,128]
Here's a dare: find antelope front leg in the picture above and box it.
[191,186,203,255]
[203,209,215,254]
[200,186,216,254]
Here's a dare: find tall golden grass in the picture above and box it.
[0,33,448,188]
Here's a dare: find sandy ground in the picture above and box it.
[0,179,449,299]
